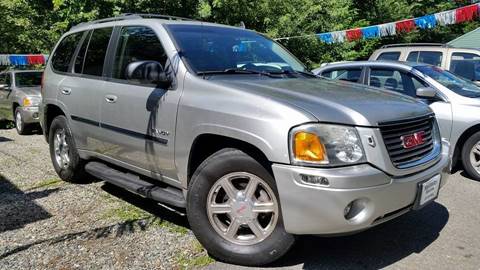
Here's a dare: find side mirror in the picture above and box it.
[416,87,437,99]
[126,61,171,88]
[0,84,10,91]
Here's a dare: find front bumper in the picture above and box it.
[273,141,450,235]
[18,106,40,124]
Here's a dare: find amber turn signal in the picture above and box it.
[22,97,31,107]
[293,131,327,162]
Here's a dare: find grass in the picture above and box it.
[26,178,63,190]
[102,203,189,235]
[175,240,215,269]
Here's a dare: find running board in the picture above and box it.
[85,161,186,208]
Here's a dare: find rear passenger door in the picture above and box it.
[54,28,113,152]
[98,25,181,183]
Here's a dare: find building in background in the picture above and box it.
[448,27,480,49]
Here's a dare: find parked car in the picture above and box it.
[0,70,43,134]
[369,43,480,84]
[315,60,480,180]
[41,14,449,266]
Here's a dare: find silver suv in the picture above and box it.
[0,70,43,134]
[369,43,480,84]
[41,14,449,266]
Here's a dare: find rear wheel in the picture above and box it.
[187,148,295,266]
[48,115,87,183]
[462,131,480,180]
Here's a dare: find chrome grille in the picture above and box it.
[379,114,436,168]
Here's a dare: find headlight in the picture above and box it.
[290,124,366,166]
[23,97,32,106]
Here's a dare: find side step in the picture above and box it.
[85,161,186,208]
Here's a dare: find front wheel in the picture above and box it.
[462,131,480,181]
[15,108,29,135]
[187,148,295,266]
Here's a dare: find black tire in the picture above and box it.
[187,148,295,266]
[462,131,480,181]
[48,115,87,183]
[14,108,30,135]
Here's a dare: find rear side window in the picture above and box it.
[376,52,401,61]
[450,60,480,81]
[82,27,113,77]
[112,26,168,81]
[407,51,443,66]
[369,68,426,97]
[51,32,83,72]
[321,68,362,83]
[451,52,480,60]
[73,31,91,74]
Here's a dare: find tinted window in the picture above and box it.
[377,52,401,61]
[73,31,91,74]
[322,68,362,83]
[51,32,83,72]
[82,28,113,76]
[369,68,425,97]
[406,51,419,62]
[14,72,42,87]
[407,51,442,66]
[166,24,306,74]
[450,60,480,81]
[113,26,168,81]
[451,52,480,60]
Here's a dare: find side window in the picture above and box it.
[51,32,84,72]
[450,60,478,81]
[73,31,91,74]
[321,68,362,83]
[451,52,480,60]
[369,68,423,97]
[406,51,419,62]
[0,74,5,85]
[82,27,113,77]
[5,74,11,86]
[377,52,401,61]
[112,26,168,81]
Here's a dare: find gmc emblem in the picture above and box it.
[400,131,426,149]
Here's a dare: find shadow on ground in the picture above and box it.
[0,174,54,233]
[101,182,190,229]
[266,202,449,269]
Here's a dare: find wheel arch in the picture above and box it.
[187,133,273,185]
[44,104,66,140]
[453,123,480,168]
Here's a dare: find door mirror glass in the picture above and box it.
[416,87,437,98]
[126,61,171,88]
[0,84,10,91]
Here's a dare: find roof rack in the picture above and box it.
[381,43,451,49]
[71,13,194,30]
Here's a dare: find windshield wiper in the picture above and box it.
[269,69,318,78]
[197,68,280,78]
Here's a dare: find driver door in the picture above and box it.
[0,73,13,121]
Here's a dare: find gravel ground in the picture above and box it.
[0,127,210,270]
[1,127,480,270]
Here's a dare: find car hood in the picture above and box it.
[214,78,431,127]
[16,86,41,97]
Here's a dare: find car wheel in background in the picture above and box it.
[462,131,480,181]
[187,148,295,266]
[14,108,29,135]
[48,115,87,183]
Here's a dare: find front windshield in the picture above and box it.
[166,24,307,74]
[414,65,480,98]
[15,72,42,88]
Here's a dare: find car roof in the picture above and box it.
[315,60,429,72]
[68,14,244,34]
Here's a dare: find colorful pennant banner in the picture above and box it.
[275,3,480,43]
[0,54,49,66]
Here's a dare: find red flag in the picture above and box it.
[27,55,45,65]
[456,4,479,23]
[396,19,416,34]
[346,28,362,41]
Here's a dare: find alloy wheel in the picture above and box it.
[53,128,70,169]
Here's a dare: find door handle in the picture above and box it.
[61,88,72,95]
[105,95,118,103]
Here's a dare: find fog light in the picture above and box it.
[344,202,353,218]
[33,112,39,118]
[299,174,329,186]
